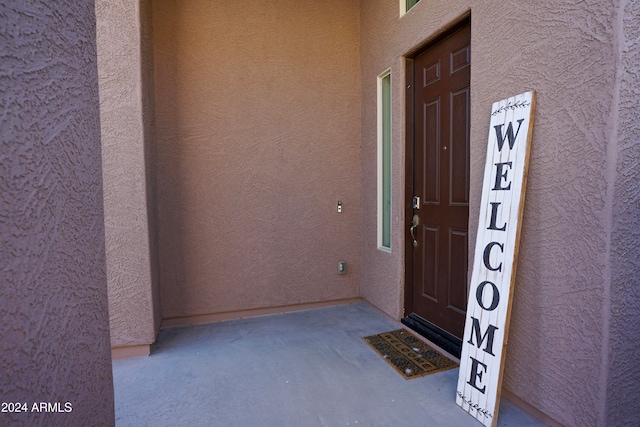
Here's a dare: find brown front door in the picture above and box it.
[404,20,470,355]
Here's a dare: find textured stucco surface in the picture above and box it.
[141,0,162,344]
[359,1,637,426]
[0,1,115,425]
[153,0,362,318]
[473,4,614,427]
[96,0,161,347]
[606,0,640,424]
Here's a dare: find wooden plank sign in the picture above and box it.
[456,90,536,427]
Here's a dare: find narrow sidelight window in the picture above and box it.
[378,70,392,251]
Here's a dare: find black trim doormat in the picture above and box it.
[363,329,458,379]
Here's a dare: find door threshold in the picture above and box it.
[401,314,462,359]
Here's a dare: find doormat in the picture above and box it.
[362,329,458,379]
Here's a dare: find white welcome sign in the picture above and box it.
[456,91,536,427]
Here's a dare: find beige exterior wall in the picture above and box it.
[0,1,115,424]
[607,0,640,423]
[96,0,161,348]
[360,1,639,426]
[152,0,362,319]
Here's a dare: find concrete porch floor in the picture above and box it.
[112,302,546,426]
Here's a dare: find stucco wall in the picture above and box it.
[153,0,362,319]
[474,4,614,427]
[606,0,640,424]
[0,1,115,425]
[96,0,161,347]
[141,0,162,343]
[360,1,631,426]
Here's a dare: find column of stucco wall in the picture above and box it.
[96,0,161,352]
[360,1,621,426]
[0,1,115,425]
[487,4,615,426]
[605,0,640,424]
[153,0,362,319]
[140,0,161,339]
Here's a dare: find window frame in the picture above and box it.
[377,69,392,252]
[400,0,421,17]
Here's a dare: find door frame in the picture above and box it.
[402,15,471,358]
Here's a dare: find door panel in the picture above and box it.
[406,22,470,342]
[420,226,438,300]
[448,228,468,313]
[423,99,440,203]
[450,88,470,205]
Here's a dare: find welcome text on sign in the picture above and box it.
[456,91,536,427]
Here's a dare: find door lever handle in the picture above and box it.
[410,214,419,247]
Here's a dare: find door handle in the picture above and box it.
[410,214,419,247]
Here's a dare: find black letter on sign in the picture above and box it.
[487,202,507,231]
[467,317,499,356]
[494,118,525,151]
[483,241,504,272]
[476,281,500,311]
[492,162,513,191]
[467,357,488,394]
